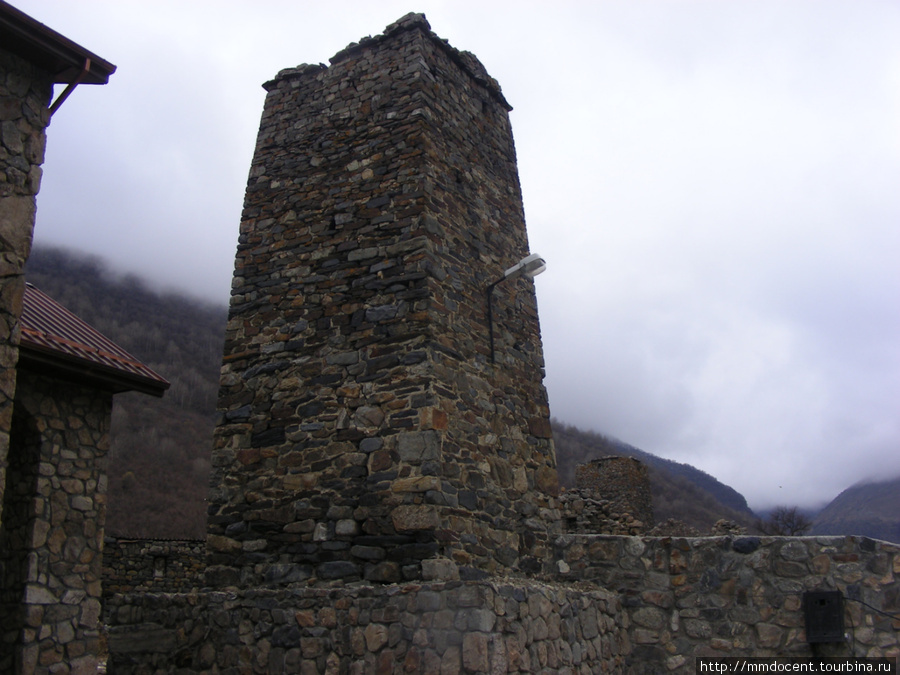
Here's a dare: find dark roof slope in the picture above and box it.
[0,0,115,84]
[19,283,169,396]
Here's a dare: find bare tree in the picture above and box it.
[756,505,813,536]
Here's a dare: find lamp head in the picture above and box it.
[504,253,547,280]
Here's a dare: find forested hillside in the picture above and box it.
[811,477,900,543]
[25,245,759,538]
[26,246,227,538]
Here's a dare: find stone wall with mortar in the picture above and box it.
[206,12,558,589]
[105,579,627,673]
[0,372,111,674]
[102,538,205,596]
[553,534,900,673]
[0,46,52,532]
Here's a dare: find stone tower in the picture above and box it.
[206,13,559,588]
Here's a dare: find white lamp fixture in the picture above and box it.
[503,252,547,281]
[486,253,547,364]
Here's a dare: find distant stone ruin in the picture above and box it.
[559,456,653,535]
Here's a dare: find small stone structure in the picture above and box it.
[0,286,167,673]
[2,373,113,672]
[102,538,205,596]
[578,457,653,528]
[558,457,653,536]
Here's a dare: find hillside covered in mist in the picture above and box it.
[29,245,898,542]
[27,246,226,538]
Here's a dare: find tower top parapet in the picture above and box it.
[266,12,511,110]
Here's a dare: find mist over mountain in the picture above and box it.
[27,245,897,542]
[26,245,226,539]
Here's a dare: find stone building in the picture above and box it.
[1,285,168,672]
[206,11,559,588]
[82,12,899,673]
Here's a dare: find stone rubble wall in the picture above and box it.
[105,579,627,674]
[102,537,205,596]
[573,458,652,532]
[0,47,52,530]
[553,534,900,673]
[558,489,648,536]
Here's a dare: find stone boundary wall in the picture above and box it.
[102,537,205,595]
[553,534,900,673]
[105,579,628,673]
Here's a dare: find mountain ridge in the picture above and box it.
[811,475,900,543]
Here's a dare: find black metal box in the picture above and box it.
[803,591,844,643]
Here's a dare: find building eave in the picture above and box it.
[0,0,116,84]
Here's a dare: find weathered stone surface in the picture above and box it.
[0,54,54,672]
[102,537,206,595]
[552,534,900,669]
[571,457,652,532]
[391,505,439,532]
[2,373,112,674]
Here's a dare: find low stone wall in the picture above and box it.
[554,534,900,673]
[105,579,628,673]
[102,537,205,596]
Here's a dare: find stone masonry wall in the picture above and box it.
[553,534,900,673]
[105,579,627,674]
[102,538,205,596]
[206,13,559,589]
[0,372,111,674]
[0,47,52,531]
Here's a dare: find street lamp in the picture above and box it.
[486,253,547,364]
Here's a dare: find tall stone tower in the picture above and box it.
[206,13,559,588]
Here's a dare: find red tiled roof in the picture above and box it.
[19,283,169,397]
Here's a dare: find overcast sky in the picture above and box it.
[14,0,900,512]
